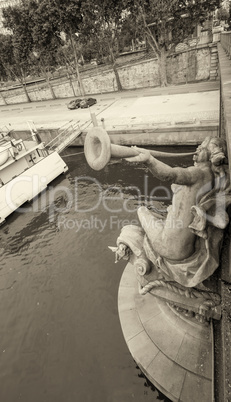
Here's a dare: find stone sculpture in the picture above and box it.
[84,128,228,400]
[109,136,231,322]
[83,127,230,321]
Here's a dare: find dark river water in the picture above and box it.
[0,147,194,402]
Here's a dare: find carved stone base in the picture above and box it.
[118,262,213,402]
[137,270,221,321]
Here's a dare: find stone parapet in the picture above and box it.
[215,42,231,401]
[218,43,231,162]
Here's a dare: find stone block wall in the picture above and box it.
[118,59,160,89]
[83,71,117,94]
[167,45,218,84]
[214,43,231,402]
[0,43,219,105]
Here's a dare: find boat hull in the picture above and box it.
[0,151,68,224]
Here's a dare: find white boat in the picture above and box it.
[0,131,68,224]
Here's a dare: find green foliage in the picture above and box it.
[0,0,221,88]
[2,0,38,81]
[4,1,39,49]
[57,0,83,36]
[122,0,220,86]
[125,0,220,52]
[118,14,144,52]
[0,34,14,80]
[79,0,128,89]
[80,0,126,55]
[1,0,84,81]
[216,7,230,22]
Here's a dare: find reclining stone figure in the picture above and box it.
[110,137,231,318]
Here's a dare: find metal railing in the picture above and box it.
[46,121,82,153]
[220,32,231,59]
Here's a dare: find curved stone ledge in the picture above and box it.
[118,263,213,402]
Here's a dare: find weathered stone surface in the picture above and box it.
[175,332,212,378]
[119,60,160,89]
[214,280,231,401]
[118,264,213,402]
[148,352,186,400]
[143,313,186,360]
[127,330,159,368]
[119,308,143,341]
[118,285,136,312]
[83,71,117,93]
[196,48,211,80]
[0,44,218,105]
[179,372,211,402]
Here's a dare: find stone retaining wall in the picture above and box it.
[215,41,231,402]
[0,43,218,106]
[11,123,218,149]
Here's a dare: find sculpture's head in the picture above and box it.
[197,137,229,191]
[194,137,228,166]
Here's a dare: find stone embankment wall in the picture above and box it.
[215,40,231,402]
[0,43,219,106]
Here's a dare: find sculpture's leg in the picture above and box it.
[137,206,195,260]
[137,206,166,251]
[145,209,167,220]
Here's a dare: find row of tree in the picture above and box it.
[0,0,221,100]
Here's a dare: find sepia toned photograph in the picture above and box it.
[0,0,230,401]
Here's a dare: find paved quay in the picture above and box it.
[0,81,219,135]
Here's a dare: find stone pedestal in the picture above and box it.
[118,263,213,402]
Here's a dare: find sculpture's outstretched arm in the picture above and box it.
[126,147,203,185]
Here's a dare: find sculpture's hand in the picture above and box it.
[125,146,152,163]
